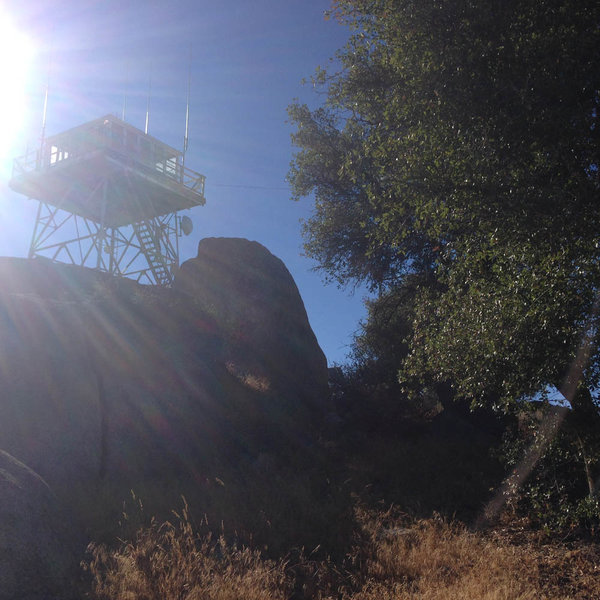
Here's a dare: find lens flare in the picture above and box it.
[0,13,34,177]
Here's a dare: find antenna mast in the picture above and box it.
[183,46,192,170]
[145,69,152,134]
[40,80,49,149]
[40,38,53,155]
[122,61,130,122]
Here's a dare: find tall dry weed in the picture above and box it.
[84,502,290,600]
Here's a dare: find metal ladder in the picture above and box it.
[133,220,172,286]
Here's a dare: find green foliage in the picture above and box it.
[351,273,425,383]
[288,0,600,407]
[499,405,600,534]
[327,365,507,522]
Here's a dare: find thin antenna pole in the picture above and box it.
[41,84,49,146]
[182,45,192,171]
[40,36,53,160]
[145,68,152,135]
[122,60,130,122]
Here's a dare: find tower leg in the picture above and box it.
[97,180,108,270]
[28,200,43,259]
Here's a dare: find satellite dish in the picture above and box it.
[180,215,193,236]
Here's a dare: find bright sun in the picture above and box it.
[0,12,34,176]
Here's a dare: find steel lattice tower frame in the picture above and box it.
[10,115,205,286]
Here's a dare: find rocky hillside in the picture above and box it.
[0,238,328,599]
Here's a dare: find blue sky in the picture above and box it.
[0,0,369,365]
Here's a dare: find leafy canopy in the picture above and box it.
[288,0,600,408]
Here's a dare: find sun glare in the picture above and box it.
[0,13,34,177]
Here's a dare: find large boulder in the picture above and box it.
[174,237,328,426]
[0,240,329,559]
[0,450,83,599]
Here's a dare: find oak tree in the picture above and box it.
[288,0,600,409]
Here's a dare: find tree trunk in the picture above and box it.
[577,435,596,499]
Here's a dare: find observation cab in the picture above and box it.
[9,114,205,286]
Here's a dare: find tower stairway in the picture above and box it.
[133,220,172,286]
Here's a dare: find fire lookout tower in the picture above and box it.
[9,114,206,286]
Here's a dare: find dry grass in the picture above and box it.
[84,502,290,600]
[336,508,600,600]
[340,511,540,600]
[84,504,600,600]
